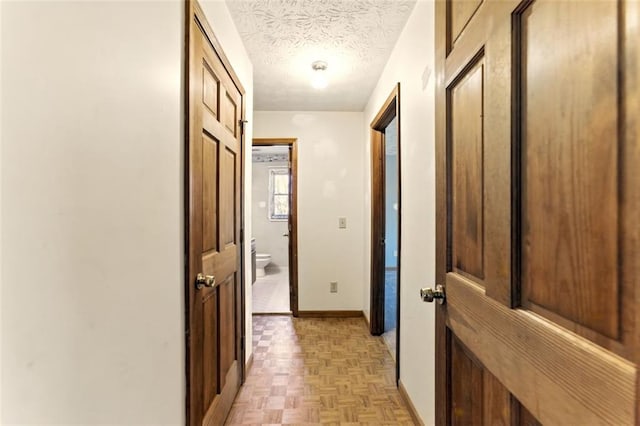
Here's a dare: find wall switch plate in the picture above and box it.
[330,281,338,293]
[338,217,347,229]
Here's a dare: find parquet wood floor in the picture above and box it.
[225,315,416,425]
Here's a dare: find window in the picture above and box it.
[269,168,289,221]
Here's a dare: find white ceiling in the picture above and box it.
[226,0,416,111]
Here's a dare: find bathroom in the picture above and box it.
[251,144,291,313]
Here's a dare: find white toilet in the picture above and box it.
[255,253,271,277]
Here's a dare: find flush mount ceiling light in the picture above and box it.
[311,60,328,89]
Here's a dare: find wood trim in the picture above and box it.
[244,353,254,377]
[370,128,385,336]
[191,1,245,95]
[252,138,299,317]
[398,380,424,426]
[434,1,449,425]
[253,138,297,145]
[297,310,363,318]
[371,84,400,130]
[252,312,293,317]
[625,1,640,422]
[369,83,402,383]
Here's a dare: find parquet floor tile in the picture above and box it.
[225,315,416,425]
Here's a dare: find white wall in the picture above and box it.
[363,1,436,423]
[1,0,253,423]
[252,161,289,267]
[254,112,366,311]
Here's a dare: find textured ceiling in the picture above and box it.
[226,0,416,111]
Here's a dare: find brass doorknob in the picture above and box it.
[195,273,216,290]
[420,285,446,304]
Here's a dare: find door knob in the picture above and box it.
[283,233,289,237]
[420,285,446,304]
[195,273,216,290]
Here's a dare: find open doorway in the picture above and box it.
[251,138,299,316]
[370,84,401,378]
[383,116,399,359]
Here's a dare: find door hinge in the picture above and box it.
[239,119,248,135]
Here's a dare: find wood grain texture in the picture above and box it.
[219,278,235,390]
[289,142,299,317]
[482,370,511,426]
[223,91,237,136]
[370,84,400,337]
[438,0,639,424]
[450,59,484,280]
[297,310,363,318]
[186,2,245,424]
[449,0,483,48]
[520,0,620,340]
[515,400,541,426]
[451,337,483,425]
[203,288,219,406]
[622,0,640,422]
[226,316,415,425]
[398,379,424,426]
[370,128,385,336]
[447,274,635,425]
[202,134,218,253]
[202,244,236,283]
[434,1,449,424]
[220,147,236,246]
[483,17,512,307]
[202,63,218,116]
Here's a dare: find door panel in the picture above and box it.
[202,134,218,252]
[515,402,541,426]
[450,58,485,281]
[449,0,482,47]
[520,0,620,340]
[187,2,244,425]
[435,0,639,424]
[450,337,483,425]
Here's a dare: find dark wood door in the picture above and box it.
[434,0,639,424]
[186,3,244,425]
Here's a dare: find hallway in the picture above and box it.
[225,316,416,425]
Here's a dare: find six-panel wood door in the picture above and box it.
[186,3,244,425]
[435,0,639,424]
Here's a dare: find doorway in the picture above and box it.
[251,138,299,316]
[370,84,401,375]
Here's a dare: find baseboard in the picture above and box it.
[297,310,363,318]
[244,353,254,378]
[252,311,292,316]
[398,379,424,426]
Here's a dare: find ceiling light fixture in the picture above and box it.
[311,60,328,89]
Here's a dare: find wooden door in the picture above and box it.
[186,2,245,425]
[434,0,639,424]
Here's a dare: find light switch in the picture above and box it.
[338,217,347,229]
